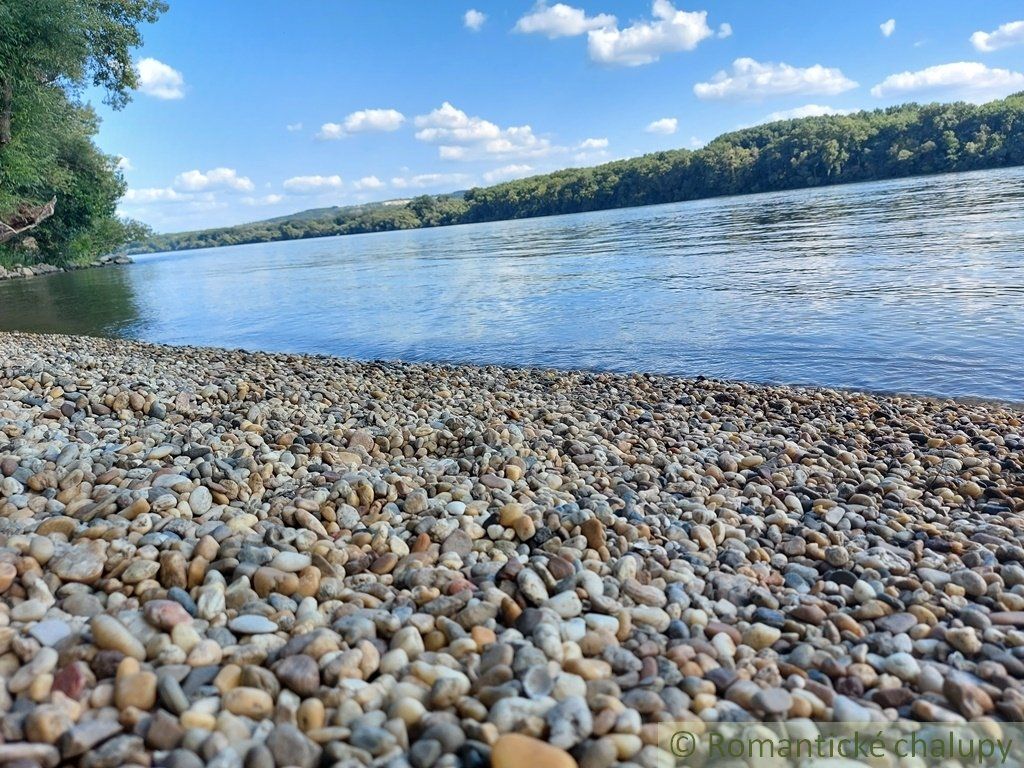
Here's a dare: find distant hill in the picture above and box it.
[125,93,1024,255]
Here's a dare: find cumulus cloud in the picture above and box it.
[136,58,185,99]
[971,20,1024,52]
[317,109,406,139]
[483,164,534,183]
[317,124,345,140]
[414,102,553,160]
[354,176,386,191]
[880,19,896,38]
[645,117,678,134]
[870,61,1024,101]
[693,58,858,100]
[242,194,285,206]
[283,175,343,192]
[763,104,853,122]
[514,2,615,38]
[573,137,610,163]
[286,123,303,132]
[173,167,254,192]
[464,9,486,31]
[717,22,732,38]
[122,187,187,204]
[116,156,133,172]
[587,0,719,66]
[390,172,471,190]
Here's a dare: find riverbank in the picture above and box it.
[0,253,132,282]
[1,332,1023,767]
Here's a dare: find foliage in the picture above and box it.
[128,92,1024,255]
[0,0,165,265]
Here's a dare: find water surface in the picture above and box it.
[2,167,1023,400]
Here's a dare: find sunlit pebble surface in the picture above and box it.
[1,332,1024,768]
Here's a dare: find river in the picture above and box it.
[1,167,1022,401]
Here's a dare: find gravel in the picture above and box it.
[1,331,1023,768]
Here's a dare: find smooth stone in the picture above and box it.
[29,619,73,646]
[51,542,106,583]
[491,733,577,768]
[742,623,781,650]
[752,687,792,715]
[270,552,311,573]
[228,615,278,634]
[91,615,146,660]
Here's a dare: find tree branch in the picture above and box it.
[0,197,56,244]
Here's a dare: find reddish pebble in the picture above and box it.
[447,578,475,595]
[53,661,89,699]
[143,599,192,630]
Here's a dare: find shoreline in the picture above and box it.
[0,254,133,283]
[1,332,1023,766]
[4,329,1021,411]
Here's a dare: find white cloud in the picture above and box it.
[514,2,615,38]
[870,61,1024,101]
[136,58,185,100]
[283,174,343,192]
[763,104,853,122]
[286,123,303,132]
[645,117,678,134]
[173,167,254,193]
[464,9,486,31]
[717,22,732,38]
[242,194,285,206]
[317,123,345,141]
[354,175,386,191]
[414,102,553,160]
[573,137,610,163]
[317,108,406,139]
[688,136,704,148]
[116,156,133,172]
[971,21,1024,52]
[880,19,896,38]
[483,164,534,183]
[587,0,719,66]
[122,187,186,204]
[694,58,858,100]
[390,172,471,190]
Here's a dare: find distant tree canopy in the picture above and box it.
[127,92,1024,256]
[0,0,164,266]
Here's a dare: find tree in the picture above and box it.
[0,0,166,264]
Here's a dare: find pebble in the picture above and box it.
[274,654,319,696]
[223,687,274,719]
[742,623,781,650]
[0,332,1022,766]
[228,615,278,634]
[91,615,146,660]
[50,542,105,583]
[753,687,793,715]
[29,619,73,646]
[492,734,577,768]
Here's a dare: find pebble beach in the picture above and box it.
[1,331,1024,768]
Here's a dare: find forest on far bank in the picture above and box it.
[127,92,1024,255]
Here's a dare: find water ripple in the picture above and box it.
[1,167,1022,400]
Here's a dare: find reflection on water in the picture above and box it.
[1,167,1023,401]
[0,267,142,337]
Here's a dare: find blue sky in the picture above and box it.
[99,1,1024,232]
